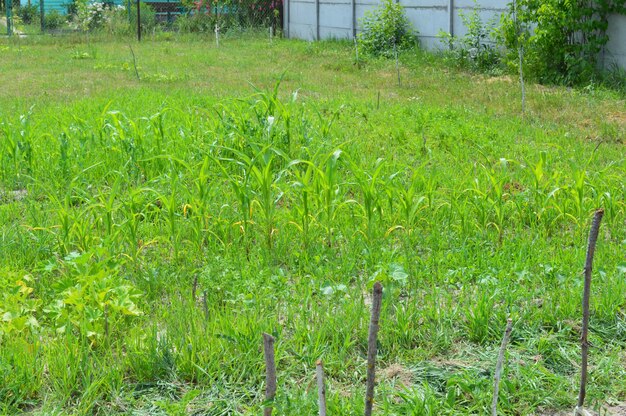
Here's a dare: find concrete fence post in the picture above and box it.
[284,0,289,37]
[315,0,319,40]
[351,0,355,38]
[449,0,454,37]
[6,0,12,36]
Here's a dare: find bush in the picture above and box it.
[497,0,626,86]
[129,1,158,33]
[17,4,40,25]
[438,2,501,73]
[44,10,66,30]
[175,12,215,33]
[357,0,415,58]
[103,6,131,35]
[71,1,110,31]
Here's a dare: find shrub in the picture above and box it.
[17,4,40,25]
[497,0,626,86]
[102,6,131,35]
[438,2,501,73]
[71,1,110,31]
[175,12,215,33]
[129,1,158,33]
[357,0,416,58]
[44,10,66,30]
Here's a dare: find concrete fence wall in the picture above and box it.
[283,0,626,70]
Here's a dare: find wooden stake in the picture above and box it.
[104,304,109,340]
[215,25,220,48]
[316,359,327,416]
[129,45,140,80]
[202,290,209,322]
[394,42,401,88]
[513,0,525,116]
[192,274,198,301]
[576,209,604,413]
[263,333,277,416]
[492,318,513,416]
[365,282,383,416]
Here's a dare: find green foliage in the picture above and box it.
[601,63,626,95]
[357,0,416,58]
[175,12,215,33]
[129,1,158,33]
[498,0,626,85]
[177,0,281,32]
[102,6,131,35]
[16,4,40,25]
[438,2,501,73]
[44,10,66,30]
[42,251,142,345]
[0,273,40,341]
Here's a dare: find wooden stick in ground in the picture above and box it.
[394,42,401,88]
[202,290,209,321]
[365,282,383,416]
[263,333,277,416]
[513,0,525,116]
[128,45,140,81]
[192,274,198,301]
[576,209,605,413]
[316,359,327,416]
[492,318,513,416]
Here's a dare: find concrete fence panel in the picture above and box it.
[284,0,626,71]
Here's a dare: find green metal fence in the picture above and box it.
[2,0,282,37]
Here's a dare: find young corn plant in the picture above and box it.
[347,157,388,243]
[184,157,215,255]
[314,149,343,248]
[387,168,428,279]
[287,158,318,251]
[248,146,288,256]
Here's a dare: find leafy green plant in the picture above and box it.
[0,273,40,341]
[16,4,39,25]
[44,10,66,30]
[497,0,626,85]
[175,12,216,33]
[357,0,416,58]
[438,1,501,72]
[42,250,142,345]
[129,1,158,33]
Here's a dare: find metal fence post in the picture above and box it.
[6,0,12,36]
[136,0,141,41]
[40,0,45,32]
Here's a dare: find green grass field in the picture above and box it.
[1,33,626,415]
